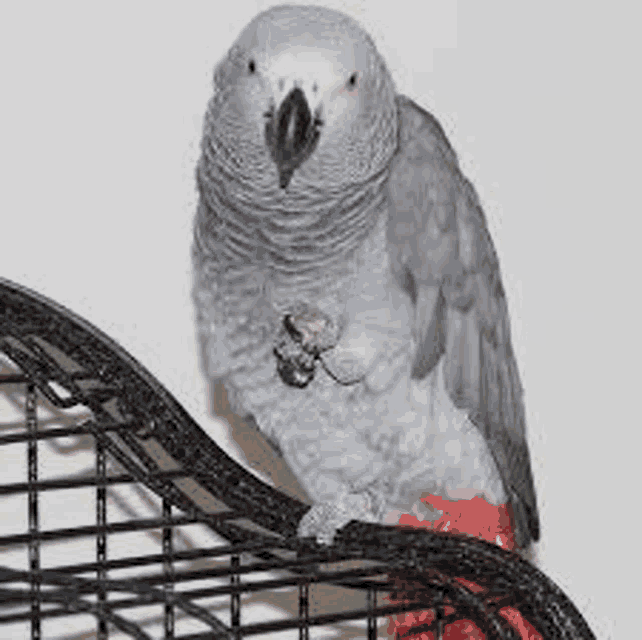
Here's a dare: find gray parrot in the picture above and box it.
[192,4,540,550]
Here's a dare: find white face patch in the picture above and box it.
[266,45,355,114]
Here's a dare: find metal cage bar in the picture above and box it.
[26,382,41,640]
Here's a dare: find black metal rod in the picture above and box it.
[231,554,240,638]
[163,499,175,639]
[0,418,138,447]
[0,514,205,547]
[26,382,40,640]
[367,587,378,640]
[434,589,445,640]
[0,373,28,383]
[96,433,108,639]
[0,469,192,497]
[298,582,309,640]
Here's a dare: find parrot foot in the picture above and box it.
[273,307,333,388]
[274,305,361,388]
[297,495,380,546]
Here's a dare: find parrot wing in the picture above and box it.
[386,95,540,547]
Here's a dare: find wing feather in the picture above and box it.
[386,95,540,546]
[460,311,481,410]
[444,306,465,401]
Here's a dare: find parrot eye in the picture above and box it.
[248,59,256,74]
[346,72,358,89]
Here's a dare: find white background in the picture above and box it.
[1,1,638,637]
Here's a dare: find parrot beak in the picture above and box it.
[265,87,322,189]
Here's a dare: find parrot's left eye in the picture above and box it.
[248,59,256,74]
[346,72,358,89]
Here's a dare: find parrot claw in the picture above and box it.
[297,495,380,546]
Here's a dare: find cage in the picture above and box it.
[0,278,596,639]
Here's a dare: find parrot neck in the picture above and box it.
[196,157,391,278]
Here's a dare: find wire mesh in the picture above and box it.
[0,278,596,639]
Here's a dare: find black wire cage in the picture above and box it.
[0,278,596,639]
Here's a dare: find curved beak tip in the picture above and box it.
[279,169,293,190]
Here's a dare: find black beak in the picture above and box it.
[265,87,321,189]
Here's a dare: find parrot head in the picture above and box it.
[207,5,398,194]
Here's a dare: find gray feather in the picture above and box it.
[387,95,540,546]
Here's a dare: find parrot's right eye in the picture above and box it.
[248,59,256,74]
[346,72,359,89]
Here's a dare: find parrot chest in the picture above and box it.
[209,210,397,416]
[215,208,392,356]
[200,211,508,518]
[214,211,416,439]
